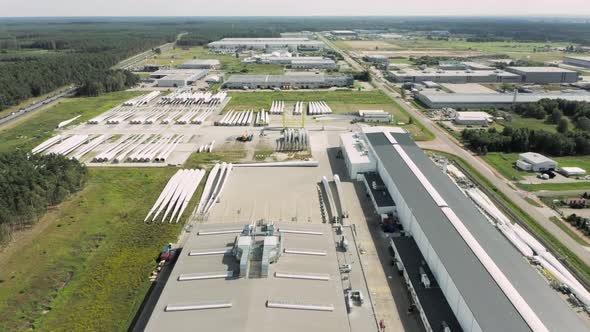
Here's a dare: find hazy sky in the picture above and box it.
[2,0,590,17]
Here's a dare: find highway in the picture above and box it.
[0,87,77,128]
[114,32,187,70]
[319,34,590,267]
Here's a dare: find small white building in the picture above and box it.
[339,132,376,180]
[558,167,586,177]
[453,111,493,126]
[516,152,557,172]
[358,110,393,123]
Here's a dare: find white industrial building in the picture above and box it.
[506,66,579,83]
[290,59,338,70]
[357,110,392,123]
[453,111,492,125]
[280,31,315,39]
[439,61,494,71]
[563,56,590,69]
[222,74,353,90]
[416,91,590,108]
[208,38,326,51]
[330,30,358,37]
[516,152,557,172]
[152,69,209,87]
[389,69,520,84]
[178,59,220,69]
[558,167,586,177]
[339,126,588,332]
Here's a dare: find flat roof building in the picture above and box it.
[178,59,220,69]
[208,38,326,51]
[563,56,590,69]
[357,110,393,123]
[453,111,493,125]
[506,66,579,83]
[330,30,358,36]
[222,74,353,90]
[389,69,520,84]
[416,91,590,108]
[558,166,586,177]
[290,59,338,70]
[151,69,209,87]
[340,127,588,332]
[144,222,377,332]
[517,152,557,172]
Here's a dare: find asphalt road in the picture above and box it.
[320,35,590,266]
[0,87,77,128]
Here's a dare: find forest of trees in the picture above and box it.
[462,99,590,156]
[0,152,88,242]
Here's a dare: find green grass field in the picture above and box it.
[498,114,559,133]
[0,91,142,154]
[518,182,590,192]
[147,46,285,75]
[336,37,573,61]
[549,216,590,246]
[0,167,185,331]
[483,153,590,188]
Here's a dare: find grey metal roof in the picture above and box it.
[507,66,577,73]
[224,74,351,84]
[366,131,589,332]
[179,59,220,66]
[418,92,590,104]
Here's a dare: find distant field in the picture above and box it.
[146,46,285,75]
[0,167,184,331]
[0,91,142,153]
[339,37,573,61]
[483,152,590,187]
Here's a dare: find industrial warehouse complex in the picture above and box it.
[340,127,589,332]
[563,56,590,68]
[208,38,326,51]
[389,69,521,84]
[222,73,353,89]
[416,91,590,108]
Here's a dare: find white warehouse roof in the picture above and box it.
[519,152,556,165]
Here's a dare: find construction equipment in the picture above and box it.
[237,132,254,142]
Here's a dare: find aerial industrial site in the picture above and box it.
[3,14,590,332]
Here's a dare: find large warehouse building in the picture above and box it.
[178,59,220,69]
[208,38,326,51]
[506,67,579,83]
[150,69,209,87]
[389,69,520,84]
[222,74,353,89]
[563,56,590,69]
[340,127,588,332]
[416,91,590,108]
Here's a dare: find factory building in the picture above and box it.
[150,69,209,87]
[363,55,389,64]
[178,59,220,69]
[222,74,353,90]
[330,30,358,37]
[339,126,588,332]
[438,61,494,71]
[143,222,374,332]
[290,59,338,70]
[506,67,579,83]
[415,91,590,108]
[208,38,326,51]
[389,69,520,84]
[280,31,315,39]
[516,152,557,172]
[357,110,393,123]
[453,111,493,125]
[563,56,590,69]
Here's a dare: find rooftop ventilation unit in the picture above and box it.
[165,301,232,312]
[266,300,334,312]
